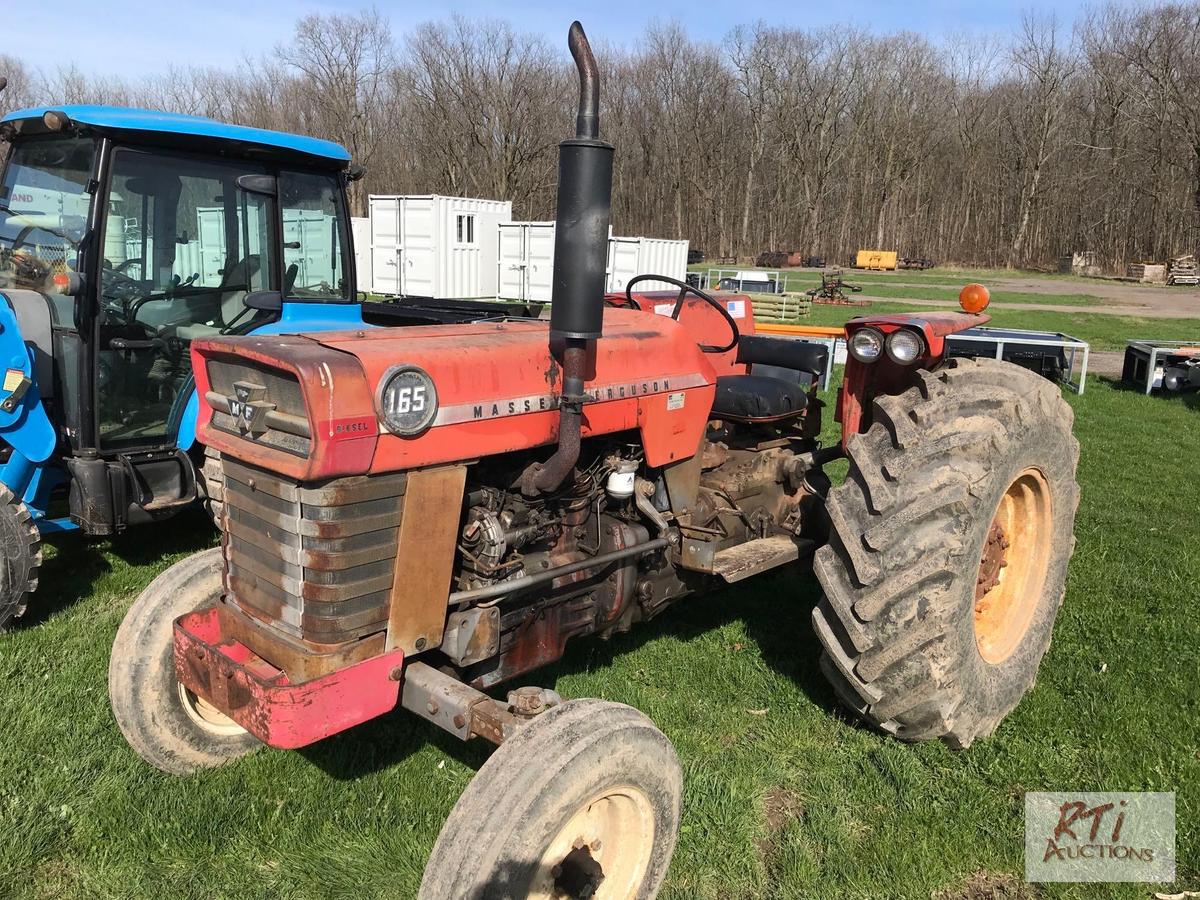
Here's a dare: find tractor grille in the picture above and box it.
[206,358,311,458]
[220,456,406,644]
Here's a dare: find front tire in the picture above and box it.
[0,484,40,629]
[813,358,1080,748]
[108,547,258,774]
[420,699,682,900]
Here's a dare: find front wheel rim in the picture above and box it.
[530,785,656,899]
[177,682,246,737]
[974,466,1054,665]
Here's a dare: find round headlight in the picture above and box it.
[848,327,884,363]
[886,329,924,364]
[377,365,438,435]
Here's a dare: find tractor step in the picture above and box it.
[711,535,813,583]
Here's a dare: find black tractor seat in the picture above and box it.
[711,335,829,423]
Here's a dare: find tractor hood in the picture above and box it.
[192,307,717,481]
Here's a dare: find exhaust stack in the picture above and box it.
[549,20,613,340]
[519,21,614,496]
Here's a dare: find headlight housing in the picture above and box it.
[377,365,438,435]
[848,327,885,363]
[885,329,925,364]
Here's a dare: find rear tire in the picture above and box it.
[108,547,258,774]
[419,699,682,900]
[813,358,1080,748]
[0,484,40,629]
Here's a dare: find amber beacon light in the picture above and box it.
[959,282,991,313]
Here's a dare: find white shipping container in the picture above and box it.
[351,216,371,292]
[369,194,512,298]
[497,224,690,302]
[606,236,689,294]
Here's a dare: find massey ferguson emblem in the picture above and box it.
[227,381,275,435]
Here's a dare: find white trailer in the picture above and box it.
[497,223,690,302]
[368,195,512,298]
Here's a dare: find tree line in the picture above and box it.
[4,4,1200,271]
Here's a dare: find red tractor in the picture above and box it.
[108,24,1079,899]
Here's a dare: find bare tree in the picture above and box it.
[275,8,395,215]
[6,6,1200,270]
[1004,14,1077,265]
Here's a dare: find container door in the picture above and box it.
[370,197,402,295]
[401,198,436,297]
[526,224,555,303]
[606,237,641,292]
[282,210,333,290]
[196,207,226,285]
[497,224,527,301]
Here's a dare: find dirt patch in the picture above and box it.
[932,870,1040,900]
[756,786,804,858]
[1087,350,1125,377]
[763,786,803,831]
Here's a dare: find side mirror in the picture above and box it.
[237,174,278,196]
[346,164,366,183]
[244,290,282,312]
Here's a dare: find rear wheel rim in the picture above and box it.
[177,682,246,737]
[974,466,1053,665]
[530,785,656,899]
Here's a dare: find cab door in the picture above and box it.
[93,148,277,519]
[97,148,275,452]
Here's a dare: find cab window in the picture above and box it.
[0,135,96,324]
[280,171,350,301]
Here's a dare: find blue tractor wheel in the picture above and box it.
[0,483,41,628]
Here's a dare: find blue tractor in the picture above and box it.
[0,103,525,626]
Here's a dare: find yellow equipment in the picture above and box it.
[855,249,898,270]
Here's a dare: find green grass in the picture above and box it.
[1,336,1198,897]
[689,263,1131,289]
[695,266,1151,313]
[767,273,1109,306]
[854,285,1109,307]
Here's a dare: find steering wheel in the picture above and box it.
[114,257,144,276]
[101,264,145,305]
[625,274,739,354]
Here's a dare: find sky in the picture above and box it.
[7,0,1088,79]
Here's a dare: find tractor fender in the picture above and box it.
[0,293,56,464]
[838,311,991,445]
[176,301,370,451]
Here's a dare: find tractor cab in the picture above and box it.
[0,105,358,451]
[0,104,372,624]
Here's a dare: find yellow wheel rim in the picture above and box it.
[974,466,1053,665]
[530,785,656,899]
